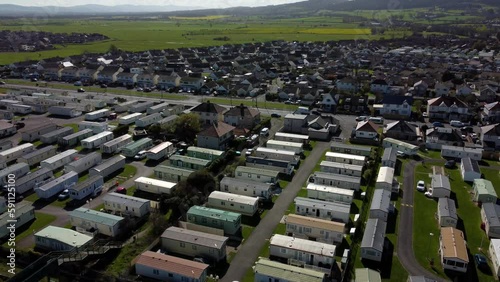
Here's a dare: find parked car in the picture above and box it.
[474,254,488,269]
[134,150,147,160]
[432,122,444,127]
[58,189,70,200]
[444,160,456,168]
[245,148,254,156]
[144,87,152,92]
[271,113,281,118]
[416,180,425,192]
[260,127,270,136]
[77,88,85,93]
[100,84,107,88]
[136,87,144,92]
[0,81,5,85]
[74,81,82,86]
[356,116,368,121]
[15,122,25,129]
[115,186,127,194]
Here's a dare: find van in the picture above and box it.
[368,116,384,124]
[450,120,464,127]
[260,127,269,136]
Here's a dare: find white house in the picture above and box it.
[354,121,379,140]
[460,157,481,182]
[103,192,151,218]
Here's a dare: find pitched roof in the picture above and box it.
[197,121,235,138]
[427,96,467,108]
[381,95,413,105]
[224,104,260,118]
[285,214,345,233]
[461,157,480,173]
[361,218,386,252]
[384,120,418,135]
[484,101,500,111]
[190,101,226,114]
[440,227,468,262]
[356,120,378,133]
[135,251,208,279]
[481,123,500,136]
[438,198,457,220]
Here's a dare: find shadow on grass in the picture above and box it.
[241,213,261,227]
[386,208,398,234]
[360,239,394,279]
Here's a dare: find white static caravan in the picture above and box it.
[69,175,104,200]
[255,147,299,164]
[207,191,259,217]
[156,114,179,127]
[134,176,176,195]
[441,145,483,161]
[245,157,294,175]
[274,132,310,144]
[18,146,57,166]
[234,166,280,184]
[266,140,303,154]
[48,106,82,118]
[375,166,398,193]
[146,141,174,161]
[21,123,58,142]
[0,162,29,185]
[114,100,138,113]
[121,138,153,158]
[40,127,74,144]
[103,192,151,218]
[85,109,110,121]
[35,171,78,199]
[309,172,361,191]
[89,155,126,179]
[306,183,354,205]
[294,197,351,223]
[7,103,32,114]
[0,143,34,164]
[135,113,162,128]
[219,176,274,200]
[101,134,133,154]
[15,167,54,194]
[130,101,155,113]
[78,121,108,134]
[40,149,78,171]
[269,234,336,269]
[285,214,346,245]
[119,113,143,125]
[154,165,194,182]
[0,140,12,151]
[58,129,93,147]
[0,202,35,239]
[64,152,102,174]
[81,131,114,150]
[69,207,124,237]
[330,142,372,157]
[382,137,419,156]
[324,152,366,166]
[320,161,363,177]
[147,102,169,114]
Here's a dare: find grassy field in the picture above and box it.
[2,212,57,249]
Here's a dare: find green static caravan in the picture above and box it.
[154,165,194,182]
[168,155,210,171]
[121,138,153,158]
[186,146,225,161]
[187,205,242,236]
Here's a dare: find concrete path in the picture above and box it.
[220,141,329,282]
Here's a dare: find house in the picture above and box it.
[219,176,274,200]
[269,234,336,269]
[69,207,124,237]
[426,96,469,122]
[441,145,482,161]
[375,166,398,193]
[375,95,413,119]
[481,123,500,150]
[34,226,93,251]
[310,171,361,191]
[96,66,123,84]
[154,165,194,182]
[336,76,357,92]
[439,227,469,273]
[473,178,498,203]
[196,121,234,150]
[180,76,204,91]
[370,189,392,222]
[434,81,452,96]
[412,80,428,96]
[157,75,181,90]
[381,147,397,168]
[223,104,260,130]
[360,218,387,262]
[426,128,464,150]
[136,73,158,88]
[285,214,345,244]
[115,72,138,87]
[437,198,458,228]
[234,166,279,184]
[488,239,500,277]
[478,86,498,103]
[330,142,372,157]
[319,93,337,112]
[354,121,379,140]
[253,258,327,282]
[103,192,150,218]
[383,121,422,142]
[460,157,481,182]
[481,102,500,123]
[430,174,451,198]
[0,202,35,239]
[294,197,350,223]
[319,161,363,177]
[190,101,226,125]
[186,205,241,236]
[207,191,259,217]
[283,114,308,134]
[370,79,389,94]
[161,227,228,262]
[455,84,473,96]
[481,203,500,238]
[134,251,208,282]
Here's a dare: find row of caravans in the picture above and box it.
[130,101,155,113]
[85,109,110,121]
[147,102,169,114]
[64,152,102,174]
[101,134,133,154]
[40,127,74,144]
[14,167,54,194]
[119,113,143,125]
[0,143,34,164]
[135,113,162,128]
[58,129,94,147]
[0,162,30,185]
[18,145,57,166]
[21,123,58,142]
[35,171,78,199]
[146,141,174,160]
[40,149,78,171]
[81,131,114,150]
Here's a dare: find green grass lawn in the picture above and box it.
[482,168,500,196]
[2,212,57,249]
[418,149,443,160]
[63,123,79,132]
[118,164,137,179]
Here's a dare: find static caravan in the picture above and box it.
[135,113,162,128]
[306,183,354,205]
[375,166,398,193]
[0,162,29,185]
[253,258,327,282]
[134,176,177,195]
[324,152,366,166]
[161,226,228,262]
[64,152,102,174]
[21,123,57,142]
[274,132,310,144]
[255,147,299,164]
[266,140,303,154]
[114,100,138,113]
[103,192,150,218]
[234,166,279,184]
[0,140,12,151]
[81,131,114,149]
[360,218,387,262]
[294,197,351,223]
[121,138,153,158]
[489,239,500,277]
[0,143,34,163]
[330,142,372,157]
[245,156,294,175]
[146,141,174,160]
[40,127,74,144]
[130,101,155,113]
[207,191,259,216]
[7,103,32,114]
[381,147,397,168]
[382,137,419,156]
[439,227,469,273]
[156,114,179,127]
[69,207,124,237]
[169,155,211,170]
[369,189,392,222]
[135,251,209,282]
[320,161,363,177]
[119,113,143,125]
[147,102,169,114]
[58,129,93,147]
[15,167,54,194]
[89,155,126,179]
[441,145,483,161]
[40,149,78,171]
[101,134,133,154]
[186,146,224,161]
[309,172,361,191]
[0,202,35,239]
[219,176,274,200]
[34,226,93,251]
[461,157,481,182]
[0,110,14,120]
[0,99,20,107]
[187,205,242,236]
[438,198,458,228]
[35,171,78,199]
[269,234,336,269]
[285,214,345,244]
[78,121,108,134]
[69,175,104,200]
[48,106,82,118]
[154,165,194,182]
[85,109,110,121]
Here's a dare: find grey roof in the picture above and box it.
[16,167,52,186]
[312,171,361,183]
[41,126,73,139]
[370,189,391,213]
[381,147,397,163]
[67,152,101,168]
[408,276,437,282]
[72,175,103,192]
[361,218,387,252]
[21,145,55,159]
[461,157,480,173]
[246,156,291,168]
[482,203,500,228]
[219,176,272,190]
[294,197,351,213]
[62,129,93,140]
[161,226,228,248]
[438,198,458,220]
[431,174,451,190]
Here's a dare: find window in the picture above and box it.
[153,269,159,275]
[180,242,185,248]
[192,245,197,250]
[280,248,286,254]
[169,273,173,277]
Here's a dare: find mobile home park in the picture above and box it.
[274,132,309,144]
[134,176,176,195]
[285,214,345,244]
[40,149,78,171]
[319,161,363,177]
[35,171,78,199]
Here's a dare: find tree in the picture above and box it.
[171,113,201,142]
[108,44,119,54]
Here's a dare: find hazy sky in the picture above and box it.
[0,0,304,8]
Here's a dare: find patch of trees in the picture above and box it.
[112,124,129,138]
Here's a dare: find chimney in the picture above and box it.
[240,103,245,117]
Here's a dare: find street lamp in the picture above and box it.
[426,232,434,262]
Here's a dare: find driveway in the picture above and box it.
[219,141,329,282]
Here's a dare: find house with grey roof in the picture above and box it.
[369,189,392,222]
[360,218,387,262]
[460,157,481,182]
[481,203,500,239]
[437,198,458,228]
[381,147,397,168]
[430,174,451,198]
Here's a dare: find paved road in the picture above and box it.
[397,160,449,282]
[220,141,329,282]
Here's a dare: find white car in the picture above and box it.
[416,180,425,192]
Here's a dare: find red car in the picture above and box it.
[116,186,127,194]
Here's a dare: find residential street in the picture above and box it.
[219,141,329,282]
